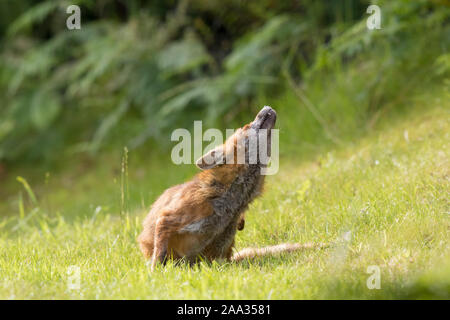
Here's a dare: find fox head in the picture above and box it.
[196,106,277,170]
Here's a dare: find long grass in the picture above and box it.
[0,85,448,299]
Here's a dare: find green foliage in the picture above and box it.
[0,0,448,163]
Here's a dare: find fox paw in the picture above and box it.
[237,219,245,231]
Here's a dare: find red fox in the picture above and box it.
[138,106,324,270]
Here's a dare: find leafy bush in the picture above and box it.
[0,0,448,163]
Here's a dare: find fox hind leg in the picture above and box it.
[151,217,171,271]
[139,240,154,259]
[137,227,155,259]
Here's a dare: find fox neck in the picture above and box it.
[206,164,265,217]
[199,164,263,188]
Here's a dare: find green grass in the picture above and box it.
[0,87,449,299]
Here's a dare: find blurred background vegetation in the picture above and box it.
[0,0,447,164]
[0,0,448,213]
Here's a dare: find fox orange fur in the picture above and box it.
[138,106,324,270]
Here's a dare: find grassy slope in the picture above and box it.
[0,85,448,299]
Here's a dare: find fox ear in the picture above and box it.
[196,145,225,170]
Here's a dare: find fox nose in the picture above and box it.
[257,106,276,119]
[252,106,277,129]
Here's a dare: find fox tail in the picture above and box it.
[231,242,328,262]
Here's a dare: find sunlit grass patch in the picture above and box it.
[0,95,448,299]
